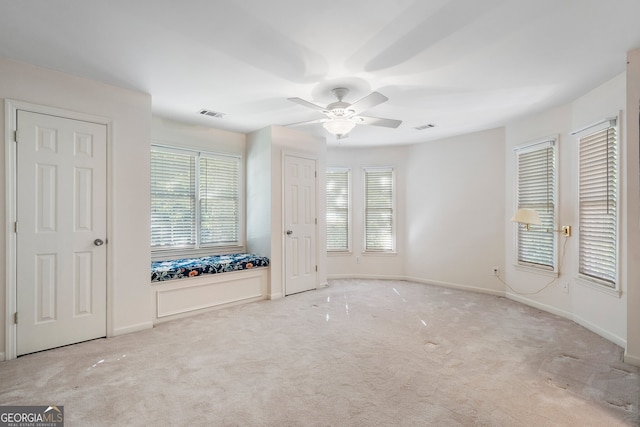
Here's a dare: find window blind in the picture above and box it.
[364,168,394,252]
[326,168,350,251]
[578,126,617,287]
[200,154,240,245]
[151,149,196,248]
[151,146,242,252]
[515,140,556,270]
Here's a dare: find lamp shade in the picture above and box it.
[510,208,542,225]
[323,118,356,136]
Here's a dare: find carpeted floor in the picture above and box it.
[1,279,638,426]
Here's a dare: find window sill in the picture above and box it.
[575,276,621,298]
[151,245,245,261]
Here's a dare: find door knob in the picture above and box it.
[286,230,293,235]
[94,239,105,246]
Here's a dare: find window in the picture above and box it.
[578,122,618,287]
[364,167,395,252]
[151,145,242,254]
[514,139,557,270]
[326,168,350,252]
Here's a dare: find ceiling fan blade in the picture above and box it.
[347,92,388,115]
[284,118,327,127]
[356,116,402,128]
[287,97,328,113]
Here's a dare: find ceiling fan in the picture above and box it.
[287,87,402,139]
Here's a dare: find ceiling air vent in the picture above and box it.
[414,123,436,130]
[199,109,226,118]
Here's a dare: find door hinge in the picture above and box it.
[14,130,18,143]
[14,221,17,233]
[315,265,318,272]
[315,218,317,225]
[14,312,18,324]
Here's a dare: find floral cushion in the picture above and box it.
[151,253,270,282]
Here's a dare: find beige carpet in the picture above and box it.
[1,279,638,426]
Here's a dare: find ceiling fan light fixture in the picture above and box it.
[323,118,356,136]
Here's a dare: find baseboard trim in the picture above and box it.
[405,276,504,297]
[573,313,626,348]
[327,274,407,281]
[268,292,283,300]
[505,292,573,320]
[113,321,153,336]
[0,352,5,362]
[624,351,640,367]
[328,275,628,354]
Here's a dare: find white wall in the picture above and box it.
[152,116,245,154]
[504,73,628,347]
[327,129,505,293]
[326,146,409,279]
[0,57,153,358]
[405,128,506,294]
[246,127,273,259]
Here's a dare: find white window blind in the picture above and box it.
[151,146,241,252]
[514,140,556,270]
[364,167,395,252]
[326,168,350,251]
[199,155,240,245]
[151,149,196,247]
[578,125,617,287]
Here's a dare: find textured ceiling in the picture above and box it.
[1,0,640,146]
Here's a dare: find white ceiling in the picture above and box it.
[1,0,640,147]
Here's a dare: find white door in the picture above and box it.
[16,110,107,356]
[284,155,317,295]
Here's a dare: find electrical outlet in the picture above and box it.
[492,267,499,276]
[562,282,569,293]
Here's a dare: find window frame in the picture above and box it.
[326,167,352,253]
[363,166,396,254]
[513,137,559,273]
[150,144,244,260]
[576,118,620,291]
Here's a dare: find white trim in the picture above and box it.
[328,274,503,297]
[575,276,622,298]
[362,165,396,253]
[513,135,556,153]
[113,322,154,336]
[573,313,626,348]
[282,151,320,296]
[574,113,621,291]
[506,292,573,320]
[406,276,504,297]
[325,275,625,349]
[326,166,352,253]
[570,116,617,135]
[512,136,560,273]
[624,352,640,368]
[150,144,245,255]
[4,99,114,360]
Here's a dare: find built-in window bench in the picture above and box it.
[151,253,270,323]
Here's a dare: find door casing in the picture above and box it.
[4,99,114,360]
[282,151,319,296]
